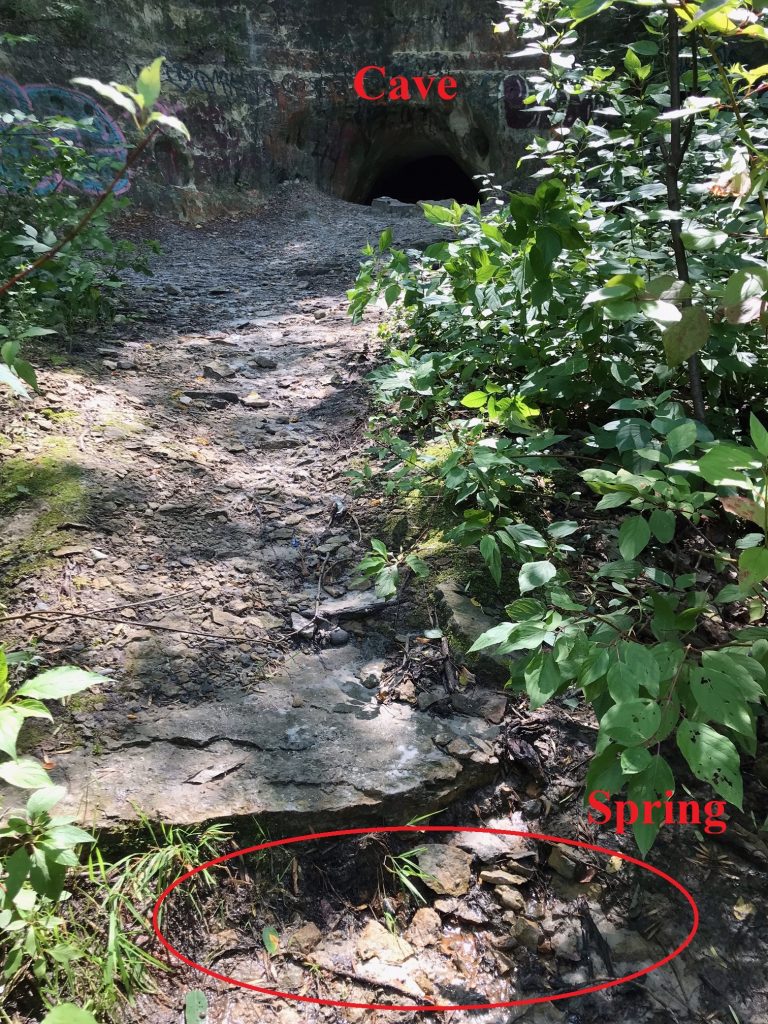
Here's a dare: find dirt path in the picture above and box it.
[3,185,506,828]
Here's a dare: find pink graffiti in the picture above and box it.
[0,75,130,196]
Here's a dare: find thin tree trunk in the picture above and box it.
[665,7,707,423]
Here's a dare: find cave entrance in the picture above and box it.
[365,153,479,205]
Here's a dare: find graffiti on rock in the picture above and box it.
[0,76,130,195]
[127,60,247,101]
[504,74,591,130]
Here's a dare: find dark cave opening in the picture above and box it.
[365,153,479,205]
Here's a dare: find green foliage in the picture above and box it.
[349,0,768,853]
[0,646,104,1002]
[353,538,430,598]
[383,846,433,905]
[0,57,188,397]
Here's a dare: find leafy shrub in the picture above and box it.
[350,0,768,851]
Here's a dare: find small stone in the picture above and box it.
[521,799,542,819]
[356,920,414,965]
[203,361,237,380]
[514,918,543,951]
[551,922,582,962]
[52,545,88,557]
[416,845,473,897]
[405,907,441,948]
[290,922,322,953]
[242,392,270,409]
[116,357,136,370]
[479,869,528,888]
[329,627,349,647]
[495,886,525,913]
[548,844,583,881]
[291,612,314,635]
[252,354,278,368]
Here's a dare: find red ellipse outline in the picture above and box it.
[152,825,699,1012]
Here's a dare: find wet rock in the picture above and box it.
[451,689,507,724]
[290,922,322,953]
[329,627,350,646]
[405,907,441,948]
[416,844,473,897]
[551,922,582,962]
[316,591,387,618]
[495,885,525,913]
[514,918,544,951]
[480,868,529,888]
[356,920,414,964]
[548,844,584,881]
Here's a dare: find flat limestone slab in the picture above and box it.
[53,645,501,830]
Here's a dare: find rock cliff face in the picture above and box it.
[0,0,540,205]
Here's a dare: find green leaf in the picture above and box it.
[600,699,661,746]
[17,666,106,700]
[147,111,191,140]
[468,622,515,652]
[662,306,709,367]
[480,535,502,585]
[0,363,31,398]
[4,847,31,902]
[0,707,23,759]
[0,758,52,789]
[404,554,430,579]
[185,989,209,1024]
[518,560,556,594]
[618,516,650,560]
[262,925,280,955]
[628,754,675,855]
[524,652,563,710]
[27,785,67,818]
[136,56,165,109]
[41,1006,99,1024]
[46,824,96,847]
[584,743,623,796]
[375,564,399,599]
[71,77,138,116]
[698,443,763,487]
[689,666,755,738]
[739,547,768,590]
[666,421,697,456]
[461,391,488,408]
[505,598,546,620]
[620,747,652,775]
[649,509,675,543]
[750,414,768,458]
[676,721,743,808]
